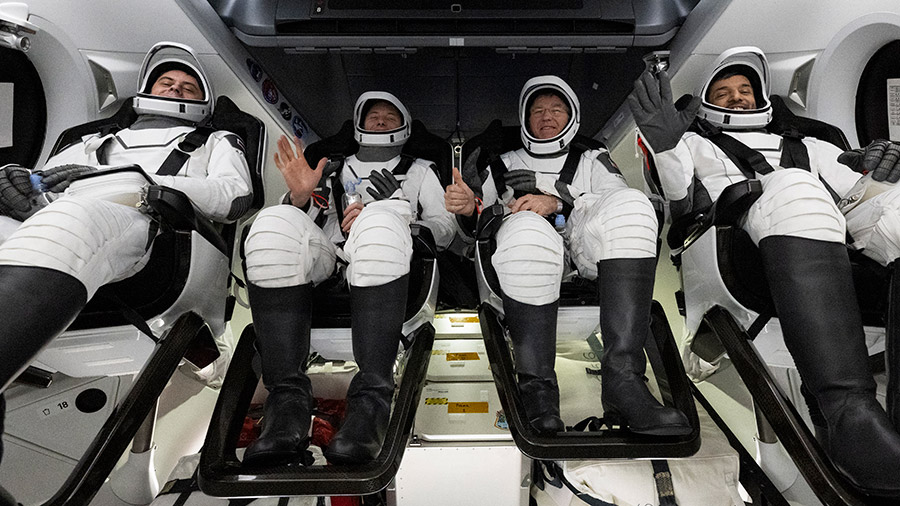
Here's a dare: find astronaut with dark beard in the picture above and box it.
[629,46,900,498]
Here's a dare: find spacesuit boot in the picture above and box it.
[760,235,900,498]
[0,266,88,391]
[242,283,315,466]
[887,289,900,432]
[324,275,408,464]
[799,383,830,448]
[502,295,565,433]
[598,258,692,435]
[0,482,16,506]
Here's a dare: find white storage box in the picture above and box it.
[427,338,492,382]
[415,381,512,442]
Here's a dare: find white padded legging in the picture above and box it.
[493,188,658,306]
[245,200,412,289]
[741,169,846,245]
[845,185,900,267]
[244,205,337,288]
[0,195,154,298]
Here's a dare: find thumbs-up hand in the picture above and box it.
[445,166,476,216]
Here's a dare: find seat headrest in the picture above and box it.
[303,118,452,186]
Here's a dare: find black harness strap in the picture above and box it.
[779,127,810,170]
[95,137,115,166]
[314,153,417,229]
[393,153,415,176]
[488,142,588,201]
[691,119,775,178]
[781,129,843,205]
[695,119,846,207]
[695,119,853,244]
[651,460,679,506]
[559,142,587,185]
[330,170,346,228]
[156,127,215,177]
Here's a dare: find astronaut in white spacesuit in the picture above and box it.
[241,91,454,466]
[445,75,691,437]
[629,46,900,497]
[0,42,252,465]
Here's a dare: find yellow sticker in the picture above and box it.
[448,402,489,414]
[446,352,480,361]
[431,350,447,355]
[425,397,448,405]
[449,316,479,323]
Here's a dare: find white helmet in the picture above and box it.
[697,46,772,130]
[133,42,213,123]
[519,75,580,156]
[353,91,411,147]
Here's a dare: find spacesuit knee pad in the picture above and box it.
[0,196,151,297]
[492,211,564,306]
[848,189,900,266]
[745,169,846,244]
[344,201,413,287]
[569,189,657,278]
[244,205,336,288]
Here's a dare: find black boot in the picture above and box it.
[242,283,315,466]
[0,266,87,391]
[760,236,900,497]
[325,275,408,464]
[0,482,16,506]
[598,258,691,436]
[799,383,830,449]
[887,267,900,431]
[889,326,899,433]
[1,393,4,465]
[502,295,565,433]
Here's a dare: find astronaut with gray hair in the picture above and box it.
[445,75,692,437]
[241,91,455,466]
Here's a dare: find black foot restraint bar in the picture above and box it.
[706,306,900,506]
[197,322,434,498]
[669,179,900,505]
[43,312,206,506]
[479,301,700,460]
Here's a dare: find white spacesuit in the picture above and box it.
[241,91,454,466]
[0,43,251,296]
[630,46,900,497]
[469,75,690,436]
[0,42,253,469]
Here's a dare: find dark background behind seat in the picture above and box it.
[0,47,47,169]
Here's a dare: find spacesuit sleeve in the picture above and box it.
[640,135,695,203]
[586,149,630,193]
[407,162,457,250]
[153,131,253,223]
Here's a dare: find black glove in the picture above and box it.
[627,70,701,153]
[366,168,404,200]
[37,164,97,193]
[0,164,37,220]
[503,169,537,193]
[837,139,900,183]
